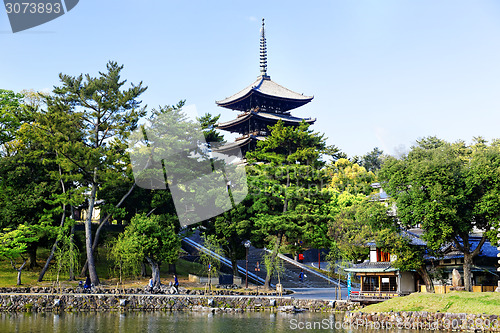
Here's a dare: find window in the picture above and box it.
[380,276,397,292]
[362,276,379,291]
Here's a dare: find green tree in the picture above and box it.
[375,228,435,293]
[47,61,147,285]
[112,213,180,287]
[263,240,285,286]
[379,137,500,292]
[109,228,143,284]
[328,158,376,195]
[197,112,224,145]
[246,120,329,289]
[0,89,28,148]
[0,98,65,269]
[198,235,224,292]
[326,192,391,262]
[53,225,80,285]
[0,225,40,285]
[204,199,254,277]
[361,147,384,173]
[26,96,88,281]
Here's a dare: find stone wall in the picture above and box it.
[0,293,362,313]
[346,311,500,332]
[0,287,287,296]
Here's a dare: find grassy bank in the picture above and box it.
[362,292,500,315]
[0,253,206,289]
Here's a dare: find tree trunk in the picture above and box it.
[28,243,38,270]
[38,241,57,282]
[463,252,473,292]
[68,223,76,281]
[38,204,66,282]
[417,266,435,293]
[168,263,176,274]
[230,254,239,277]
[455,235,486,293]
[12,260,27,286]
[141,262,147,277]
[264,233,283,290]
[146,256,161,287]
[80,183,136,276]
[85,180,100,286]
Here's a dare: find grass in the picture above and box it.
[173,258,205,277]
[0,246,207,289]
[362,292,500,315]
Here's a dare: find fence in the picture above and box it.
[420,285,496,293]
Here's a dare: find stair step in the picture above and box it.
[183,232,341,288]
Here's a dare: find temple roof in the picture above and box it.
[345,261,398,273]
[425,237,499,260]
[216,75,313,112]
[211,135,264,156]
[217,110,316,131]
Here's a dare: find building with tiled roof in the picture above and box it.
[215,19,315,157]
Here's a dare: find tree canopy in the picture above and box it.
[112,213,181,287]
[379,136,500,291]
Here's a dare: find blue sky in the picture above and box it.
[2,0,500,156]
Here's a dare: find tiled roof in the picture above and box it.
[402,230,427,246]
[216,75,313,106]
[217,111,315,129]
[256,111,315,123]
[365,229,426,248]
[428,237,499,260]
[345,261,398,273]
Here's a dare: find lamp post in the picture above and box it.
[244,240,251,288]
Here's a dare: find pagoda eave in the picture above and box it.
[217,111,316,133]
[216,75,313,113]
[212,135,264,158]
[217,91,312,112]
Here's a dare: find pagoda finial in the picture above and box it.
[260,18,268,77]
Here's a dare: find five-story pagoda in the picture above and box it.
[215,19,315,157]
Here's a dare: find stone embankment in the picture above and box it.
[0,291,361,313]
[0,286,290,296]
[346,311,500,332]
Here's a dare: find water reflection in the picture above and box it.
[0,312,430,333]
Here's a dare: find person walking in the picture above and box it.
[173,274,179,293]
[299,270,304,283]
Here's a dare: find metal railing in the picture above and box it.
[182,237,267,286]
[270,250,348,287]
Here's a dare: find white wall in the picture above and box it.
[370,246,377,262]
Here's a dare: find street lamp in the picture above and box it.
[244,240,251,288]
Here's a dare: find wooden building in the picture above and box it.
[215,19,315,157]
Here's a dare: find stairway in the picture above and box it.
[181,231,344,289]
[237,246,344,288]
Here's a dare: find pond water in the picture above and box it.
[0,311,429,333]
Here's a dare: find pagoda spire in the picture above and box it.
[260,18,268,76]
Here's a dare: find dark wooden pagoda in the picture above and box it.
[215,19,315,157]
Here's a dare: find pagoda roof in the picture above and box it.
[211,135,264,156]
[216,75,313,112]
[217,110,316,131]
